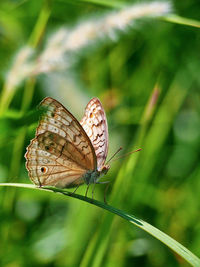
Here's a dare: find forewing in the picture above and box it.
[80,98,108,170]
[25,97,97,188]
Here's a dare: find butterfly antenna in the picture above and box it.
[108,148,142,164]
[106,147,123,165]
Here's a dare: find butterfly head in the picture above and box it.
[100,165,110,176]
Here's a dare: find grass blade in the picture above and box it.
[0,183,199,267]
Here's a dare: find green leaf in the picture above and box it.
[0,183,199,267]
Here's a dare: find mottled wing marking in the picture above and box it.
[80,98,108,170]
[25,97,97,188]
[37,97,97,170]
[25,132,88,187]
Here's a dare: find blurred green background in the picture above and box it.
[0,0,200,266]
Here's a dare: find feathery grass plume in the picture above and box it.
[5,47,34,92]
[34,28,70,74]
[1,1,171,106]
[36,1,172,74]
[0,47,34,114]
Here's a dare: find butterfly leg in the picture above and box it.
[85,184,90,197]
[92,182,96,201]
[37,177,42,187]
[71,184,80,194]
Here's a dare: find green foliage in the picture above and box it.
[0,0,200,266]
[1,184,200,266]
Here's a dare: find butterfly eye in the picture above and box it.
[101,166,108,174]
[41,167,47,173]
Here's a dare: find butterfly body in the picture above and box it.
[25,97,109,189]
[82,164,110,185]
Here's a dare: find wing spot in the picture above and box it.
[45,145,53,152]
[90,113,94,118]
[49,133,54,139]
[41,167,47,173]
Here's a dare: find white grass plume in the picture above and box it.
[36,1,171,74]
[0,47,34,114]
[5,47,34,92]
[2,1,172,106]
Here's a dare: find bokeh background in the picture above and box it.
[0,0,200,266]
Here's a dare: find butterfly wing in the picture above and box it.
[80,98,109,170]
[25,97,97,188]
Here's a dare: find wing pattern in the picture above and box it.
[80,98,109,170]
[25,97,97,188]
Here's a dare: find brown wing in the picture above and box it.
[80,98,109,170]
[25,97,97,188]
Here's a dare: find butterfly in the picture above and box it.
[25,97,110,192]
